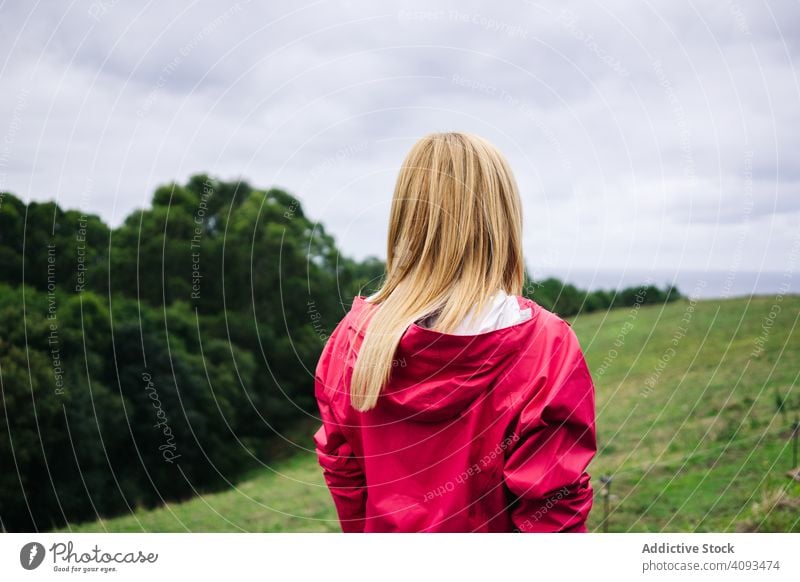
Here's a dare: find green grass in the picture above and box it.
[61,453,340,533]
[60,296,800,532]
[576,295,800,532]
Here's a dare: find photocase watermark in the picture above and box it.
[190,178,215,301]
[451,74,571,171]
[556,9,630,77]
[513,486,571,532]
[720,146,754,298]
[750,228,800,358]
[451,73,500,96]
[74,213,90,293]
[423,463,482,502]
[653,59,696,183]
[640,280,707,398]
[74,179,94,294]
[142,372,181,463]
[422,433,520,502]
[595,285,649,379]
[751,301,783,359]
[87,0,121,22]
[727,0,752,37]
[307,299,331,342]
[291,141,371,220]
[524,248,567,292]
[136,1,251,117]
[390,243,417,273]
[0,87,29,200]
[398,9,529,39]
[21,540,158,573]
[282,196,301,220]
[19,542,45,570]
[306,141,370,185]
[45,243,66,396]
[331,342,408,368]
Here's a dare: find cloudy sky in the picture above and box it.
[1,0,798,294]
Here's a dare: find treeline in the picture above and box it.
[524,277,682,317]
[0,177,679,531]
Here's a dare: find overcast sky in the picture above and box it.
[1,0,798,292]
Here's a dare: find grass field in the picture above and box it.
[60,295,800,532]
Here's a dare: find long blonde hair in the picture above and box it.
[350,132,524,411]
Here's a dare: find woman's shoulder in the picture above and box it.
[342,295,378,334]
[516,296,581,346]
[317,296,378,358]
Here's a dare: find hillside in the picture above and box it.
[59,296,800,532]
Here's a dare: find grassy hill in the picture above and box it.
[60,296,800,532]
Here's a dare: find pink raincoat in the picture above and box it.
[313,295,596,532]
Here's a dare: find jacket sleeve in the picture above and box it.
[313,385,367,533]
[503,321,597,532]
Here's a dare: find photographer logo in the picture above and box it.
[20,542,46,570]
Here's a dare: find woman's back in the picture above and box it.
[313,131,596,531]
[314,295,596,532]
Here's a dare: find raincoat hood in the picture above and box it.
[345,296,538,422]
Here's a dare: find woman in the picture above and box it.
[313,132,596,532]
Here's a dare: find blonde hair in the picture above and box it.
[350,132,524,411]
